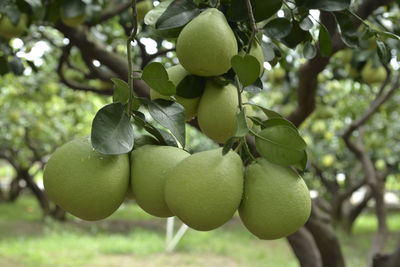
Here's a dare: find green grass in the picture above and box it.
[0,194,399,267]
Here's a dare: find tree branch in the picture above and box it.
[287,0,395,127]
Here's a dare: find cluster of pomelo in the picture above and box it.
[44,137,311,240]
[151,8,263,144]
[44,8,311,240]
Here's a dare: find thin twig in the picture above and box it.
[127,0,139,115]
[245,0,258,53]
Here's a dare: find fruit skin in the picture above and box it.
[0,14,27,39]
[137,0,153,22]
[165,148,244,231]
[43,137,130,221]
[239,158,311,240]
[197,81,252,143]
[130,145,190,217]
[150,64,200,121]
[176,8,238,77]
[361,60,387,85]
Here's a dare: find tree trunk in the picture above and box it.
[287,227,322,267]
[368,181,389,266]
[341,189,373,233]
[373,235,400,267]
[20,169,51,216]
[7,177,23,202]
[305,205,346,267]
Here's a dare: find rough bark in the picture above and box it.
[373,235,400,267]
[305,204,346,267]
[287,227,323,267]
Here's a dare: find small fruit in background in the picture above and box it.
[137,0,153,22]
[0,14,27,39]
[322,154,335,167]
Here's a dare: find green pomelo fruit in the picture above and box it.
[130,145,190,217]
[60,11,86,27]
[176,8,238,77]
[0,14,27,39]
[43,137,130,221]
[361,60,387,85]
[165,148,244,231]
[137,0,153,21]
[197,81,252,143]
[239,158,311,240]
[150,64,200,121]
[239,41,264,77]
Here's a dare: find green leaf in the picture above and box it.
[222,137,236,155]
[156,0,200,30]
[252,0,282,22]
[261,42,275,62]
[234,109,249,138]
[176,75,206,98]
[319,24,332,57]
[7,56,23,76]
[299,17,314,31]
[376,40,390,64]
[142,62,176,96]
[303,41,317,59]
[227,0,282,22]
[302,0,350,11]
[2,0,21,25]
[91,103,134,155]
[333,11,359,48]
[263,18,292,39]
[144,0,173,26]
[243,78,263,93]
[148,99,186,147]
[255,126,306,166]
[61,0,86,19]
[377,31,400,41]
[281,22,311,48]
[132,111,175,146]
[293,150,308,171]
[111,78,129,104]
[231,54,260,87]
[251,104,282,118]
[263,117,299,132]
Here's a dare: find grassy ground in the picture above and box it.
[0,195,399,267]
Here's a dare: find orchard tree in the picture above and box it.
[1,0,400,267]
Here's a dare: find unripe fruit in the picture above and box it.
[130,145,190,217]
[165,148,244,231]
[361,60,387,85]
[150,64,200,121]
[176,8,238,76]
[239,158,311,240]
[0,14,27,39]
[137,0,153,22]
[43,137,130,221]
[60,10,86,27]
[197,81,252,144]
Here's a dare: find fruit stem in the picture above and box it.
[234,75,243,111]
[127,0,139,116]
[245,0,258,54]
[242,137,256,162]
